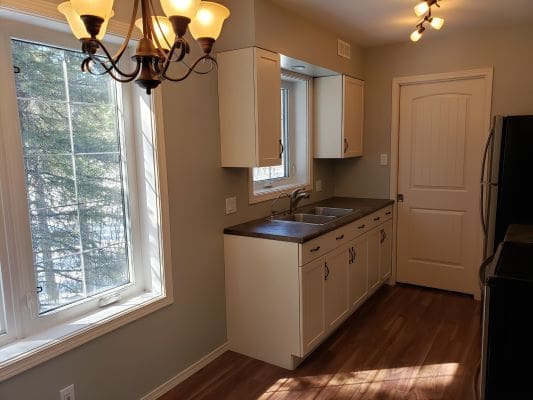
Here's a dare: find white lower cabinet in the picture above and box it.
[324,245,350,329]
[225,205,393,370]
[348,235,368,309]
[379,220,393,281]
[300,257,326,355]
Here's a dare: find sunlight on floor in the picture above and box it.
[257,363,460,399]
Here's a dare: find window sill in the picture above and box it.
[0,291,173,382]
[249,182,312,205]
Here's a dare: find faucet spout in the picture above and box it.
[289,188,310,213]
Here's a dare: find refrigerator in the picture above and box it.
[481,115,533,258]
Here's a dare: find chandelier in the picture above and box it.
[58,0,230,94]
[410,0,445,42]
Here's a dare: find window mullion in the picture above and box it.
[62,52,88,304]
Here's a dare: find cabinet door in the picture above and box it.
[342,76,364,158]
[367,228,380,292]
[349,235,368,309]
[299,257,326,355]
[255,48,282,167]
[379,220,393,281]
[324,245,350,329]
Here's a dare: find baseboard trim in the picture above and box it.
[140,342,229,400]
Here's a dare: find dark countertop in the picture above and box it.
[224,197,394,244]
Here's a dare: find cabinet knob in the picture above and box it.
[279,139,284,159]
[344,138,349,154]
[374,217,381,221]
[324,262,330,280]
[380,229,386,244]
[386,211,392,216]
[336,234,345,241]
[310,246,321,253]
[358,224,366,230]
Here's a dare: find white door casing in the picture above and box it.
[391,69,493,298]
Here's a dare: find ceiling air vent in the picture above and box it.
[337,39,351,60]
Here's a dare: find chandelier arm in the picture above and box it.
[91,40,142,78]
[180,58,217,75]
[162,55,217,82]
[107,0,141,64]
[148,0,174,52]
[160,38,190,76]
[85,58,142,83]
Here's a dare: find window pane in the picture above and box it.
[12,39,131,314]
[253,87,289,182]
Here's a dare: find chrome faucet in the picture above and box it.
[290,188,310,214]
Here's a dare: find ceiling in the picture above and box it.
[270,0,533,47]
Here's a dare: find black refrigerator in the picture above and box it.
[481,115,533,257]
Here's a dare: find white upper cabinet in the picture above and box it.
[314,75,364,158]
[218,47,282,167]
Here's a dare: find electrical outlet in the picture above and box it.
[225,197,237,215]
[59,384,75,400]
[380,154,389,166]
[315,180,323,192]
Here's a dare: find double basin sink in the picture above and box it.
[271,207,358,225]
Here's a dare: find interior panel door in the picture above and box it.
[396,77,491,296]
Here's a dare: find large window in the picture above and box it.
[0,15,171,380]
[13,40,131,314]
[250,73,312,202]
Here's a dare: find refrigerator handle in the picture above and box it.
[480,124,495,236]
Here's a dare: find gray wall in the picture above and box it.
[334,24,533,199]
[0,1,362,399]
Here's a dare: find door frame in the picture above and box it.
[389,68,494,293]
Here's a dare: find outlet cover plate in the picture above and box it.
[225,197,237,215]
[60,384,75,400]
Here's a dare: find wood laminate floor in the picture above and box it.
[159,284,481,400]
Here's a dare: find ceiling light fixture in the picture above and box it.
[58,0,230,94]
[410,0,445,42]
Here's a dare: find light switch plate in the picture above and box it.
[315,180,323,192]
[225,197,237,214]
[380,154,389,166]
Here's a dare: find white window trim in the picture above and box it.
[0,10,173,382]
[249,71,313,204]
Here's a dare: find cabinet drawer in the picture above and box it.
[330,224,353,248]
[300,233,336,265]
[379,205,393,221]
[350,215,373,238]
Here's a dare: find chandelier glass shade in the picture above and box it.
[58,0,230,94]
[410,0,444,42]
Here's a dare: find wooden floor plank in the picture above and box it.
[159,284,481,400]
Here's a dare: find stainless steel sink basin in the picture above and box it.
[274,213,337,225]
[308,207,356,217]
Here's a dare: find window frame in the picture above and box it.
[249,71,313,204]
[0,10,173,381]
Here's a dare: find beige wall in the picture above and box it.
[0,1,360,399]
[254,0,363,78]
[334,24,533,199]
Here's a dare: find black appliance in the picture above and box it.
[480,225,533,399]
[480,115,533,258]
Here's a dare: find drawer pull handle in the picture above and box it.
[374,217,381,221]
[310,246,321,253]
[325,262,330,280]
[336,234,345,241]
[358,224,366,229]
[386,211,392,216]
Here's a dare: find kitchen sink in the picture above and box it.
[274,213,337,225]
[308,207,356,217]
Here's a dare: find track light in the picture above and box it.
[410,26,425,42]
[410,0,444,42]
[430,17,445,30]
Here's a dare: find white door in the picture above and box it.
[396,74,492,296]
